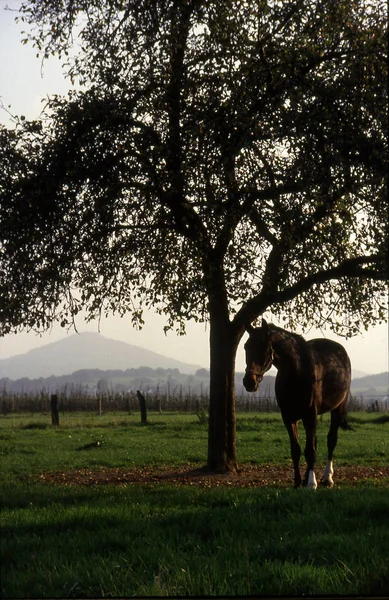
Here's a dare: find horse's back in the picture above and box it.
[308,338,351,372]
[308,338,351,413]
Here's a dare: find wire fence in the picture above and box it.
[0,389,387,416]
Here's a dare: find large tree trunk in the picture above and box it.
[207,313,240,473]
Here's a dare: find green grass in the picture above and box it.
[1,483,388,597]
[236,412,389,467]
[0,412,208,479]
[1,411,387,479]
[1,411,388,597]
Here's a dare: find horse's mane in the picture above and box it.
[269,324,316,389]
[268,323,307,349]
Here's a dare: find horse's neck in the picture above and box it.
[270,327,308,374]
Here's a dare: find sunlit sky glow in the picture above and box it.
[0,2,387,375]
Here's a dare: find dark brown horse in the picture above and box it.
[243,319,352,488]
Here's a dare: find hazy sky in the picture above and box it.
[0,2,388,375]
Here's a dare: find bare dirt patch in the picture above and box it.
[35,464,389,488]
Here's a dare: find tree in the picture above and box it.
[1,0,387,471]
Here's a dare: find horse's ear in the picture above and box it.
[261,318,270,334]
[245,323,255,335]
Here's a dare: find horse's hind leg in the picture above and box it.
[283,419,302,488]
[322,406,343,487]
[302,413,318,489]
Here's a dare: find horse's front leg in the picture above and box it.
[283,419,302,488]
[303,414,318,489]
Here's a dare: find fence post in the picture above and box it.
[137,390,148,425]
[50,394,60,426]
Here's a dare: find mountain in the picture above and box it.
[351,369,369,379]
[1,332,387,390]
[0,333,203,379]
[350,372,389,395]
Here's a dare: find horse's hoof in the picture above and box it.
[294,476,302,488]
[320,479,334,488]
[302,472,317,489]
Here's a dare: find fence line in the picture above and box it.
[0,390,387,415]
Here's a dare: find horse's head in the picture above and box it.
[243,319,274,392]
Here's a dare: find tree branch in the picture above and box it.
[163,0,210,244]
[232,254,386,333]
[272,255,387,306]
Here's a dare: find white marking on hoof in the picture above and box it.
[322,460,334,487]
[307,470,317,490]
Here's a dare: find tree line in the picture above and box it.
[0,368,276,401]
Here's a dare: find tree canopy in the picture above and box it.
[1,0,387,340]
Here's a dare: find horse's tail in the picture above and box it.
[340,387,354,430]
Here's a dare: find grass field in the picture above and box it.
[1,411,388,597]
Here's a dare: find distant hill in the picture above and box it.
[0,333,387,398]
[0,333,203,378]
[351,369,369,379]
[350,372,389,396]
